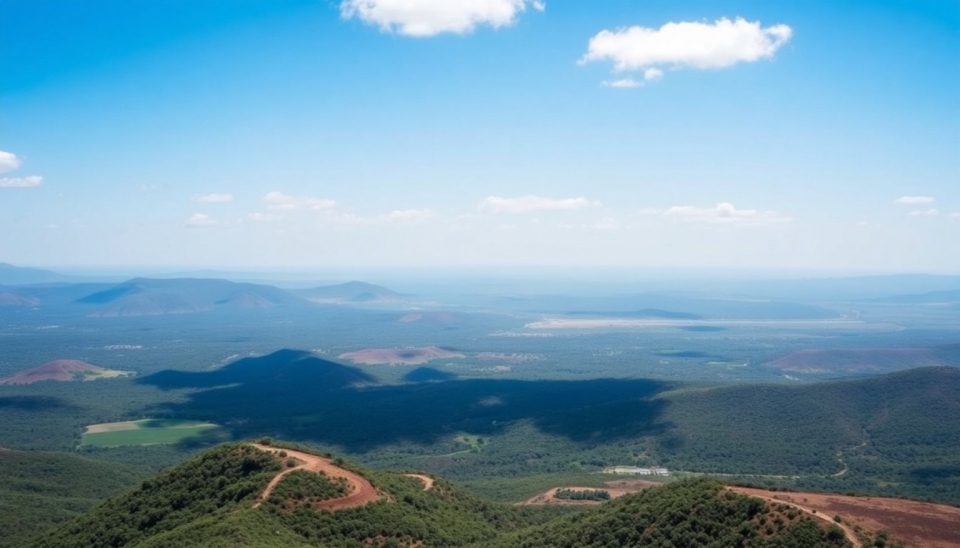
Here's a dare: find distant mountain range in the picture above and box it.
[74,278,311,317]
[0,263,75,285]
[292,281,402,303]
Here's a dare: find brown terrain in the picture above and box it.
[338,346,465,366]
[252,444,379,511]
[730,487,960,548]
[0,360,133,385]
[765,348,944,374]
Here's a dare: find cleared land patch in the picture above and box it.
[0,359,133,385]
[339,346,464,365]
[81,419,222,447]
[765,347,945,375]
[730,486,960,548]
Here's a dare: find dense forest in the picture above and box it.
[28,443,856,548]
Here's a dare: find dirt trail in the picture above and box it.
[251,444,379,511]
[729,487,862,548]
[404,474,435,491]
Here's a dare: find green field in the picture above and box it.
[81,419,224,447]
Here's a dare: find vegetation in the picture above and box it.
[29,447,854,548]
[0,449,151,548]
[554,488,611,501]
[29,443,280,548]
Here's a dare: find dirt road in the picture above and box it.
[729,487,862,548]
[404,473,435,491]
[251,444,379,511]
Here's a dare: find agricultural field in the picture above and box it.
[81,419,224,447]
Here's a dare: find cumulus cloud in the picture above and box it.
[263,191,336,211]
[581,17,792,83]
[0,151,21,173]
[663,202,791,225]
[340,0,544,37]
[0,175,43,188]
[951,212,960,219]
[479,195,599,214]
[194,193,234,203]
[383,208,436,224]
[894,196,934,205]
[185,213,217,228]
[907,208,940,217]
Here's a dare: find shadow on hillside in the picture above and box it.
[139,349,674,452]
[0,395,73,410]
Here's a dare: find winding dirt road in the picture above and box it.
[251,444,379,511]
[404,473,435,491]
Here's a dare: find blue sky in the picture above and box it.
[1,0,958,273]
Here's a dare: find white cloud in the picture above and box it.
[581,17,792,82]
[638,207,661,215]
[263,191,336,211]
[602,68,663,89]
[603,78,643,88]
[663,202,791,225]
[0,151,21,174]
[644,67,663,81]
[907,208,940,217]
[194,193,234,203]
[479,195,599,214]
[951,212,960,219]
[583,217,617,230]
[383,208,436,224]
[185,213,217,228]
[894,195,934,205]
[340,0,544,37]
[0,175,43,188]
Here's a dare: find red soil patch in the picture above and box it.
[252,444,379,511]
[0,360,129,385]
[730,487,960,548]
[338,346,465,366]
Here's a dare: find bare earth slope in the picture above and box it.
[0,360,132,385]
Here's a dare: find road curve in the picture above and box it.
[251,443,379,511]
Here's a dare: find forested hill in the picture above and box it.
[30,442,852,548]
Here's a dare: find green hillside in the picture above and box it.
[28,442,852,548]
[0,449,151,548]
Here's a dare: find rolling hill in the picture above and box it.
[293,281,401,303]
[0,263,74,285]
[28,443,852,548]
[74,278,309,317]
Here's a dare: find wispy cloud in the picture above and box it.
[894,196,934,205]
[263,191,336,211]
[0,175,43,188]
[185,213,217,228]
[194,193,234,203]
[907,208,940,217]
[581,17,792,83]
[0,150,21,174]
[479,195,600,214]
[602,68,663,89]
[663,202,791,225]
[340,0,544,37]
